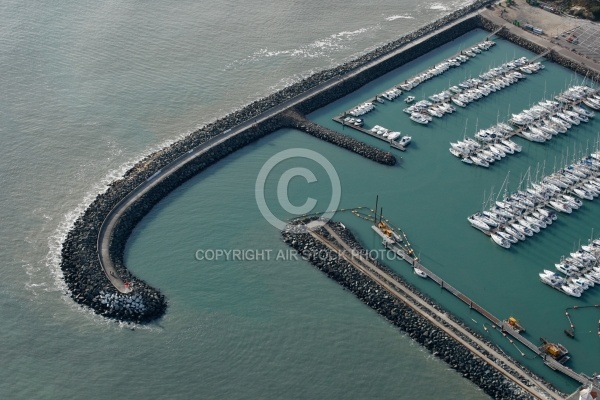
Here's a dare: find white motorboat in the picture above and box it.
[555,263,578,276]
[548,201,572,214]
[532,211,552,226]
[387,132,402,141]
[500,138,521,152]
[451,97,466,107]
[561,284,582,297]
[497,231,517,244]
[570,250,596,263]
[518,218,540,233]
[398,135,412,147]
[470,155,489,167]
[467,215,490,232]
[504,226,526,241]
[536,208,557,221]
[491,233,511,249]
[561,195,582,209]
[488,145,506,158]
[525,215,546,229]
[571,187,594,200]
[414,267,427,278]
[410,113,429,125]
[404,96,415,103]
[585,273,600,285]
[539,270,564,285]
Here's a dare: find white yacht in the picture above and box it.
[387,132,402,141]
[561,284,582,297]
[398,135,411,147]
[539,270,564,285]
[500,139,521,152]
[404,96,415,103]
[504,226,526,241]
[548,201,572,214]
[470,155,489,168]
[467,215,490,232]
[491,233,511,249]
[555,263,578,276]
[497,231,517,244]
[451,97,466,107]
[410,113,429,125]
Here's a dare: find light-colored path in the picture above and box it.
[96,10,485,292]
[311,224,564,400]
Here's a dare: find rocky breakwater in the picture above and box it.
[282,109,396,165]
[282,219,563,399]
[61,116,287,323]
[61,0,498,323]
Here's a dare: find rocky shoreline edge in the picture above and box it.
[282,219,566,400]
[59,0,498,324]
[60,0,600,325]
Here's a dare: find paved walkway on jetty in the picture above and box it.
[97,9,487,293]
[314,224,564,400]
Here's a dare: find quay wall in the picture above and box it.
[282,221,565,399]
[478,15,600,81]
[282,110,396,165]
[60,0,508,324]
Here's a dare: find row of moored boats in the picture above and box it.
[348,101,376,117]
[369,125,411,146]
[539,239,600,297]
[377,87,403,102]
[449,127,521,167]
[404,100,456,124]
[398,40,495,92]
[449,85,598,167]
[405,57,538,124]
[510,86,596,142]
[467,153,600,249]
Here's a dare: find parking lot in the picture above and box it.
[496,0,600,64]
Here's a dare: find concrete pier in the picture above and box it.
[284,220,567,399]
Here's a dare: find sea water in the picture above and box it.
[126,29,600,396]
[0,0,500,399]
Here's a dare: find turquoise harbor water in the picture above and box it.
[2,0,599,398]
[125,28,600,396]
[1,0,498,399]
[316,29,600,388]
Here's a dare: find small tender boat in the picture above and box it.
[404,96,415,103]
[414,267,427,278]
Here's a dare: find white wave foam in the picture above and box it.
[385,15,414,21]
[40,129,197,328]
[225,26,378,69]
[429,3,449,11]
[428,0,474,12]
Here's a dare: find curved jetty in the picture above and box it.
[60,0,499,323]
[60,0,600,326]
